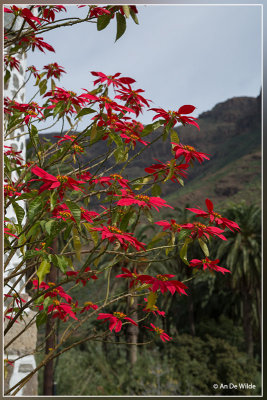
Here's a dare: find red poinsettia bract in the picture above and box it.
[171,142,210,164]
[44,62,66,79]
[150,105,199,129]
[31,166,84,198]
[19,36,55,53]
[155,219,182,233]
[143,298,165,317]
[32,280,72,303]
[97,311,137,332]
[145,160,189,183]
[4,6,42,30]
[116,268,188,295]
[91,71,135,89]
[187,199,240,232]
[80,301,98,313]
[116,190,173,212]
[181,222,227,241]
[90,225,146,251]
[145,323,172,342]
[66,267,98,287]
[189,258,231,274]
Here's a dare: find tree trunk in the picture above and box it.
[126,294,138,366]
[186,268,195,336]
[241,283,254,358]
[43,241,57,395]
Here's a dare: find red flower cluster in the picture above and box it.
[55,134,84,154]
[189,258,231,274]
[181,222,227,241]
[143,298,165,317]
[80,301,98,314]
[115,87,151,116]
[97,311,137,332]
[90,225,146,251]
[6,99,44,124]
[52,204,76,222]
[145,160,189,183]
[27,65,40,79]
[171,142,210,164]
[19,35,55,53]
[66,267,98,286]
[187,199,240,231]
[32,280,72,303]
[116,268,188,296]
[91,174,130,189]
[30,166,85,198]
[39,300,78,321]
[91,71,136,89]
[44,87,93,115]
[145,323,172,342]
[155,219,182,233]
[4,6,43,30]
[44,62,66,79]
[37,5,67,22]
[116,190,173,212]
[4,145,23,166]
[4,55,20,72]
[150,105,199,129]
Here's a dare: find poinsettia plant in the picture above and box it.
[3,4,240,396]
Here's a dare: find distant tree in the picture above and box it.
[214,202,261,357]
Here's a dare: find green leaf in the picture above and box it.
[83,223,98,246]
[66,200,81,224]
[115,13,126,41]
[39,79,47,95]
[146,292,157,310]
[17,233,27,255]
[151,184,162,197]
[179,240,190,265]
[54,255,68,273]
[141,121,162,137]
[44,220,57,236]
[49,191,57,211]
[90,124,98,143]
[170,129,180,144]
[4,70,11,85]
[53,101,65,117]
[28,196,43,221]
[12,202,25,226]
[114,147,128,163]
[198,238,209,257]
[51,78,56,92]
[36,312,47,328]
[75,107,96,119]
[110,132,123,148]
[122,5,130,18]
[97,14,111,30]
[130,7,139,24]
[143,208,153,223]
[72,226,81,261]
[37,260,51,283]
[147,231,167,250]
[30,124,40,147]
[163,159,176,183]
[120,210,134,231]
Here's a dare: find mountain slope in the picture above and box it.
[34,93,261,210]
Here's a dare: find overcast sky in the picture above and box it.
[26,4,262,132]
